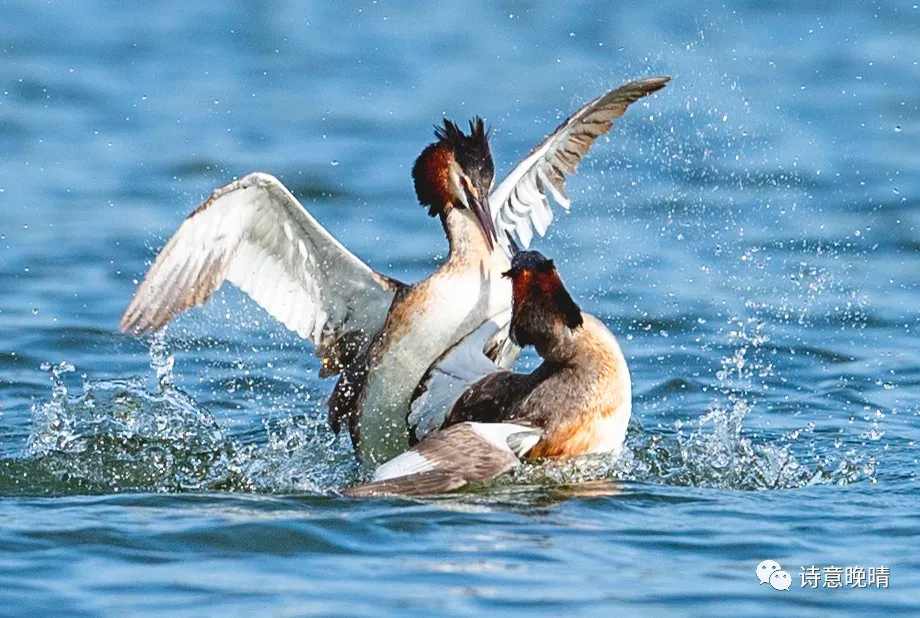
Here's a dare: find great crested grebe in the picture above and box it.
[346,250,630,497]
[120,77,669,465]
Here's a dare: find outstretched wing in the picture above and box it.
[489,76,671,254]
[121,172,401,376]
[407,308,520,443]
[344,422,542,497]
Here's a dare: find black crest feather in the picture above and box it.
[435,117,493,184]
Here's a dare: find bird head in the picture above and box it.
[412,118,496,248]
[502,250,583,349]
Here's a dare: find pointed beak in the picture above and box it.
[470,186,496,250]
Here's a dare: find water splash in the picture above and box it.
[622,308,875,490]
[13,306,878,497]
[22,357,234,494]
[507,405,876,493]
[14,332,358,496]
[17,350,876,497]
[235,415,360,493]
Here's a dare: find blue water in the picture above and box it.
[1,1,918,615]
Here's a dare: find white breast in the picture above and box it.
[357,257,511,465]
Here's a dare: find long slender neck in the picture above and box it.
[538,315,624,376]
[513,292,582,364]
[439,207,492,264]
[533,320,580,365]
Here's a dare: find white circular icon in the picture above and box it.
[770,570,792,591]
[756,559,782,584]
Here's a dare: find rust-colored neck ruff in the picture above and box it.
[412,143,456,218]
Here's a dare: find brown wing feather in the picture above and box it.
[529,76,671,201]
[489,76,671,253]
[343,471,469,497]
[344,423,523,497]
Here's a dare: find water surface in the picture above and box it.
[1,2,918,615]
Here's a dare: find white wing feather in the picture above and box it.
[488,77,670,255]
[121,172,399,374]
[407,308,518,441]
[372,450,437,482]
